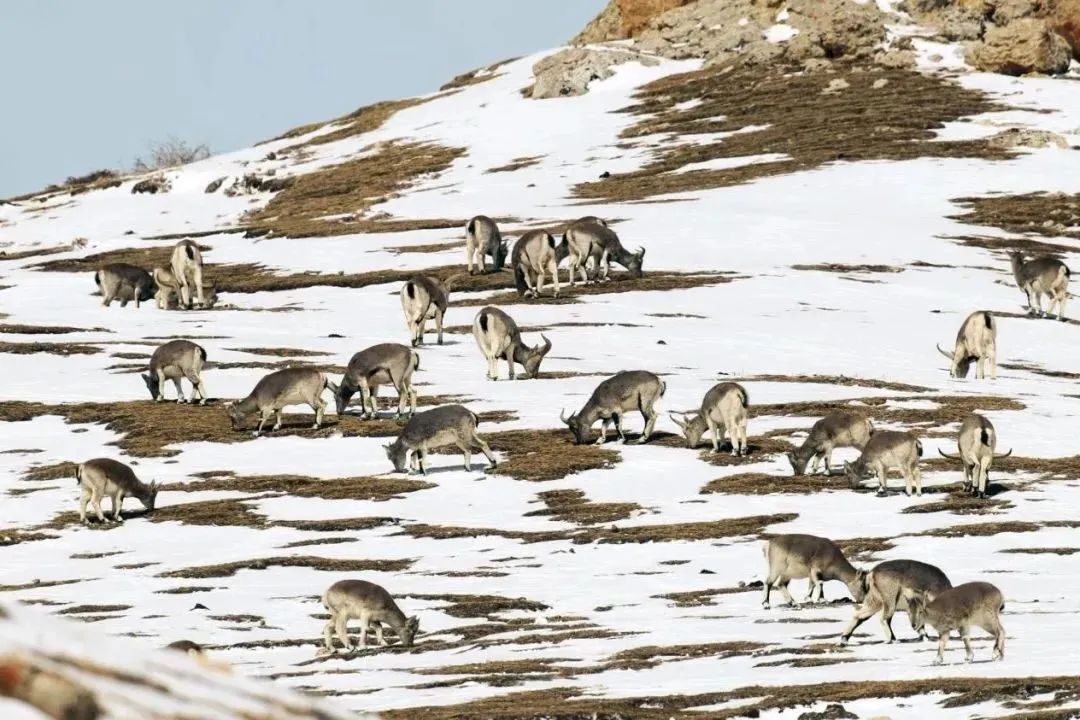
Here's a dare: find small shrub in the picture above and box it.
[133,137,210,173]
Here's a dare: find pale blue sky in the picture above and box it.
[0,1,604,197]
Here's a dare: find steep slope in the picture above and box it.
[2,5,1080,719]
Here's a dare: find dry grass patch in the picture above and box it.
[487,429,620,482]
[159,556,413,579]
[947,233,1077,257]
[752,395,1024,427]
[575,512,797,544]
[574,66,1007,203]
[1001,547,1080,556]
[486,156,545,173]
[385,676,1080,720]
[0,341,100,356]
[276,517,398,533]
[951,192,1080,240]
[0,324,107,335]
[456,271,742,307]
[245,141,465,238]
[149,497,270,528]
[439,59,515,91]
[525,488,641,524]
[834,537,896,562]
[165,472,433,501]
[0,400,502,457]
[272,96,431,145]
[792,263,904,275]
[57,604,130,615]
[701,472,851,495]
[411,594,548,619]
[385,240,462,255]
[22,461,79,482]
[605,641,766,671]
[229,346,328,357]
[902,493,1013,515]
[731,374,931,393]
[653,586,755,607]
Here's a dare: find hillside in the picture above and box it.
[2,2,1080,718]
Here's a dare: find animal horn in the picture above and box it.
[636,246,645,259]
[560,408,571,424]
[539,333,552,354]
[668,412,687,429]
[936,343,954,360]
[993,448,1013,459]
[937,449,962,460]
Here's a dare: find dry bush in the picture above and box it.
[132,137,210,173]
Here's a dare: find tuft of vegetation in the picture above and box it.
[132,137,210,173]
[525,488,640,524]
[159,556,413,579]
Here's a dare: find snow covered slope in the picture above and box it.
[2,25,1080,720]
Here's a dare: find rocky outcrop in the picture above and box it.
[987,127,1071,148]
[966,18,1073,74]
[634,0,886,69]
[1049,0,1080,58]
[530,48,658,99]
[572,0,694,43]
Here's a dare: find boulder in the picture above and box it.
[966,18,1073,73]
[1050,0,1080,59]
[987,127,1071,148]
[530,48,658,99]
[572,0,694,42]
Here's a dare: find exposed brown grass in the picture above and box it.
[4,169,122,203]
[0,324,107,335]
[946,234,1077,257]
[574,66,1007,203]
[439,59,515,91]
[792,263,904,275]
[0,341,100,356]
[486,156,545,174]
[245,141,465,238]
[1001,547,1080,555]
[57,604,130,615]
[163,472,433,501]
[401,512,795,545]
[487,429,620,482]
[605,641,766,671]
[456,271,742,307]
[653,586,754,607]
[229,347,328,357]
[951,192,1080,240]
[751,395,1025,427]
[22,461,79,482]
[385,676,1080,720]
[159,556,413,579]
[272,96,431,145]
[411,594,549,619]
[385,240,462,255]
[0,245,78,261]
[902,492,1013,515]
[701,472,851,495]
[920,521,1045,537]
[730,374,931,393]
[525,488,640,525]
[0,400,480,457]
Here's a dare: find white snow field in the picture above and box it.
[2,39,1080,720]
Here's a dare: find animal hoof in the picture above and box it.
[251,431,260,438]
[311,423,319,430]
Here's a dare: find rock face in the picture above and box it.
[633,0,886,69]
[966,18,1073,74]
[1050,0,1080,58]
[530,48,659,99]
[573,0,694,42]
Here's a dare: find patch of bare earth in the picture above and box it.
[159,556,413,579]
[574,66,1008,203]
[524,488,641,524]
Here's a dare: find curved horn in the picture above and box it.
[937,449,962,460]
[668,412,687,429]
[636,246,645,258]
[993,448,1013,459]
[936,343,954,360]
[560,408,571,424]
[539,333,552,354]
